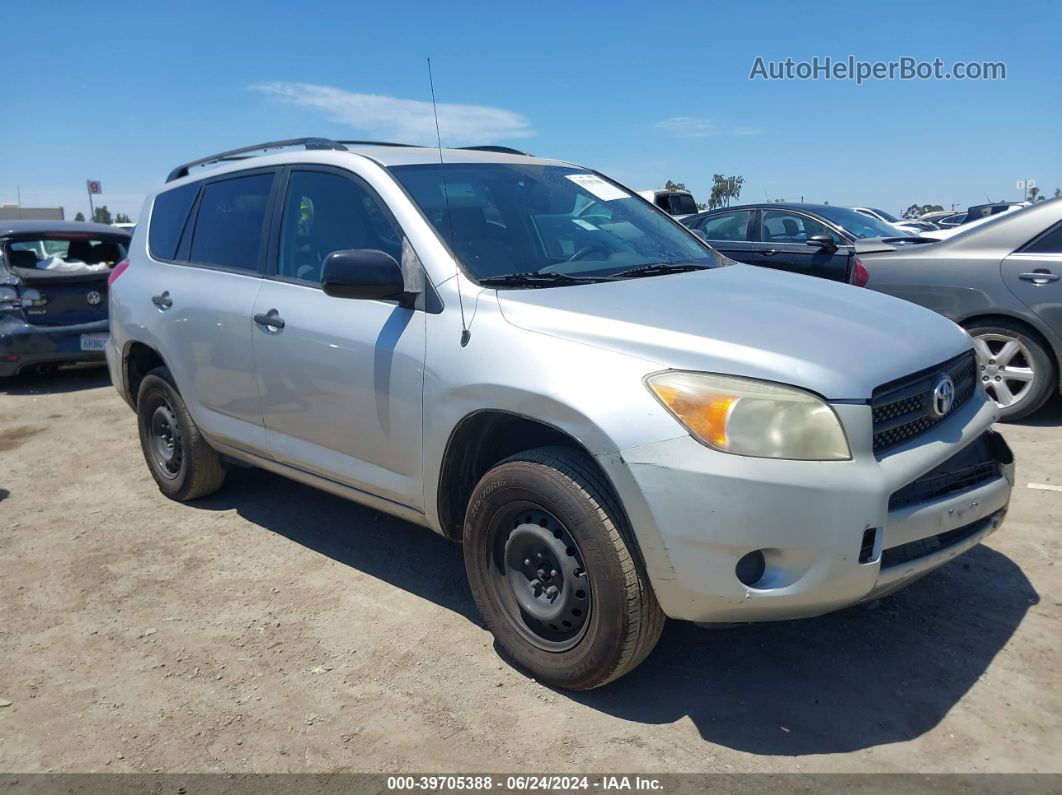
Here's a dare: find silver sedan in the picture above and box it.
[860,198,1062,420]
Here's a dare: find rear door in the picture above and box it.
[144,170,276,455]
[1002,220,1062,334]
[686,210,758,263]
[749,209,852,281]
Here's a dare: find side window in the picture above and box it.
[188,173,274,272]
[1021,222,1062,255]
[149,183,198,261]
[762,210,836,243]
[278,170,403,284]
[701,211,753,242]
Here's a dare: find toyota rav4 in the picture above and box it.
[108,138,1014,689]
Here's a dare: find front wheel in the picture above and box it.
[967,320,1057,421]
[463,447,665,690]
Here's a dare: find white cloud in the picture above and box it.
[655,116,719,138]
[733,126,765,136]
[251,82,534,145]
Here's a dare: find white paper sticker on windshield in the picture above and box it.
[571,219,597,231]
[566,173,630,202]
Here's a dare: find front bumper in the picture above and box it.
[0,316,108,376]
[599,391,1011,623]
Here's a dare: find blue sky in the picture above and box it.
[3,0,1060,220]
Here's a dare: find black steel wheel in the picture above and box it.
[136,367,226,501]
[487,506,591,651]
[147,398,183,479]
[463,446,665,690]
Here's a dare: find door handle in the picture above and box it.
[1018,270,1059,284]
[760,249,778,257]
[254,310,285,330]
[151,291,172,309]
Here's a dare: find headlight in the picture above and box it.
[0,286,20,310]
[646,371,851,460]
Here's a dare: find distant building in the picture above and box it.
[0,204,65,221]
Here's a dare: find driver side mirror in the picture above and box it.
[321,249,410,304]
[806,234,838,252]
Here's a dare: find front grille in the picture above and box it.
[881,510,1003,569]
[871,351,978,455]
[888,431,1002,510]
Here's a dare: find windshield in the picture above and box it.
[871,207,900,223]
[5,236,128,274]
[816,206,907,239]
[389,163,719,282]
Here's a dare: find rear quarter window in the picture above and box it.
[149,183,198,261]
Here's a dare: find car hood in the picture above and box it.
[496,264,972,400]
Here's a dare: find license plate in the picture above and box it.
[80,333,109,352]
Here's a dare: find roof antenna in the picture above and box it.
[428,57,471,347]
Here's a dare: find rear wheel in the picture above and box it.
[463,447,664,690]
[136,367,226,501]
[966,320,1056,421]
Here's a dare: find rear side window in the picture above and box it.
[1021,222,1062,255]
[701,210,753,242]
[149,184,197,261]
[188,173,274,272]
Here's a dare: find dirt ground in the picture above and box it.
[0,367,1059,774]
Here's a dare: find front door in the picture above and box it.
[251,167,426,508]
[1001,220,1062,333]
[750,209,851,281]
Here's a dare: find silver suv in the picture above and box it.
[108,138,1014,689]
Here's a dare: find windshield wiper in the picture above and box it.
[477,272,605,287]
[608,263,710,279]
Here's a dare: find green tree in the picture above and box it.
[115,212,132,224]
[74,211,85,222]
[708,174,744,209]
[92,206,113,225]
[1028,186,1041,202]
[1055,188,1061,199]
[664,179,687,191]
[902,203,945,219]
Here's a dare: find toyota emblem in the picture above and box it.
[931,375,956,418]
[87,291,103,306]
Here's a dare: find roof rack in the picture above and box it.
[457,145,531,156]
[166,137,349,182]
[335,140,417,148]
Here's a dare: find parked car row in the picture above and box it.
[681,199,1062,420]
[41,137,1015,691]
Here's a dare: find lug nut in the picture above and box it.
[529,579,541,590]
[550,569,558,578]
[524,558,530,567]
[545,585,559,599]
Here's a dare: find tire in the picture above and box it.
[136,367,226,501]
[966,319,1057,421]
[463,446,665,690]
